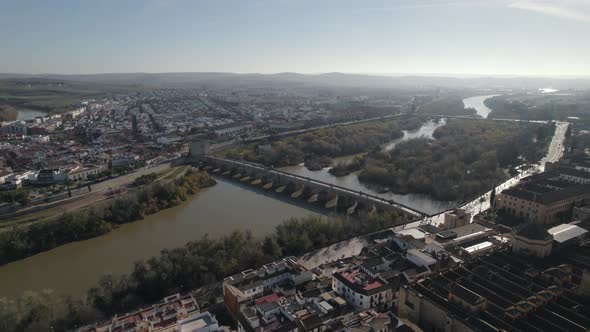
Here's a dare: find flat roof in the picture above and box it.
[336,268,386,294]
[406,249,437,266]
[547,224,588,243]
[318,301,333,312]
[178,312,218,332]
[436,230,457,240]
[463,241,493,253]
[501,184,590,205]
[396,227,427,239]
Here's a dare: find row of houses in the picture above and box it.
[222,212,527,332]
[0,108,86,137]
[0,163,109,189]
[494,159,590,225]
[220,200,590,332]
[79,293,224,332]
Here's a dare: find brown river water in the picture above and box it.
[0,178,321,298]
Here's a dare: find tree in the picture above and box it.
[490,185,496,207]
[262,236,282,259]
[0,297,18,332]
[14,191,29,206]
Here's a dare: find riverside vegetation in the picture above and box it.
[221,116,424,170]
[417,96,476,116]
[224,116,554,203]
[0,169,216,265]
[359,119,555,201]
[485,94,590,120]
[0,211,407,332]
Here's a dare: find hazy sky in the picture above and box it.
[1,0,589,76]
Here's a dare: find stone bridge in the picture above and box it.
[202,155,426,219]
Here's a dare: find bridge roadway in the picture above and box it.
[416,113,553,123]
[204,155,426,218]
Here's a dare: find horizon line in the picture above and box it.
[2,71,590,80]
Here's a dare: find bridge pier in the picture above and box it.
[325,194,338,209]
[202,155,426,221]
[367,204,377,217]
[291,185,305,198]
[347,201,358,215]
[308,193,319,203]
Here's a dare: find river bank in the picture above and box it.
[0,177,322,298]
[281,119,457,215]
[0,169,214,265]
[462,94,499,118]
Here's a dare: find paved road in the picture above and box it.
[541,121,568,171]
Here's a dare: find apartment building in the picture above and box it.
[495,184,590,224]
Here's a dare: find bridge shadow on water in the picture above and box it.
[211,176,347,219]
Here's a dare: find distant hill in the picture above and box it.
[1,72,590,90]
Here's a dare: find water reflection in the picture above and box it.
[281,119,456,215]
[0,178,321,298]
[462,95,499,118]
[16,109,47,121]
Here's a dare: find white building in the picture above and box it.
[65,107,86,120]
[332,268,392,310]
[30,135,50,143]
[177,312,224,332]
[68,164,108,181]
[214,124,253,137]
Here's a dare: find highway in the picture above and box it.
[540,121,568,170]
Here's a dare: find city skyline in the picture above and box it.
[2,0,590,76]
